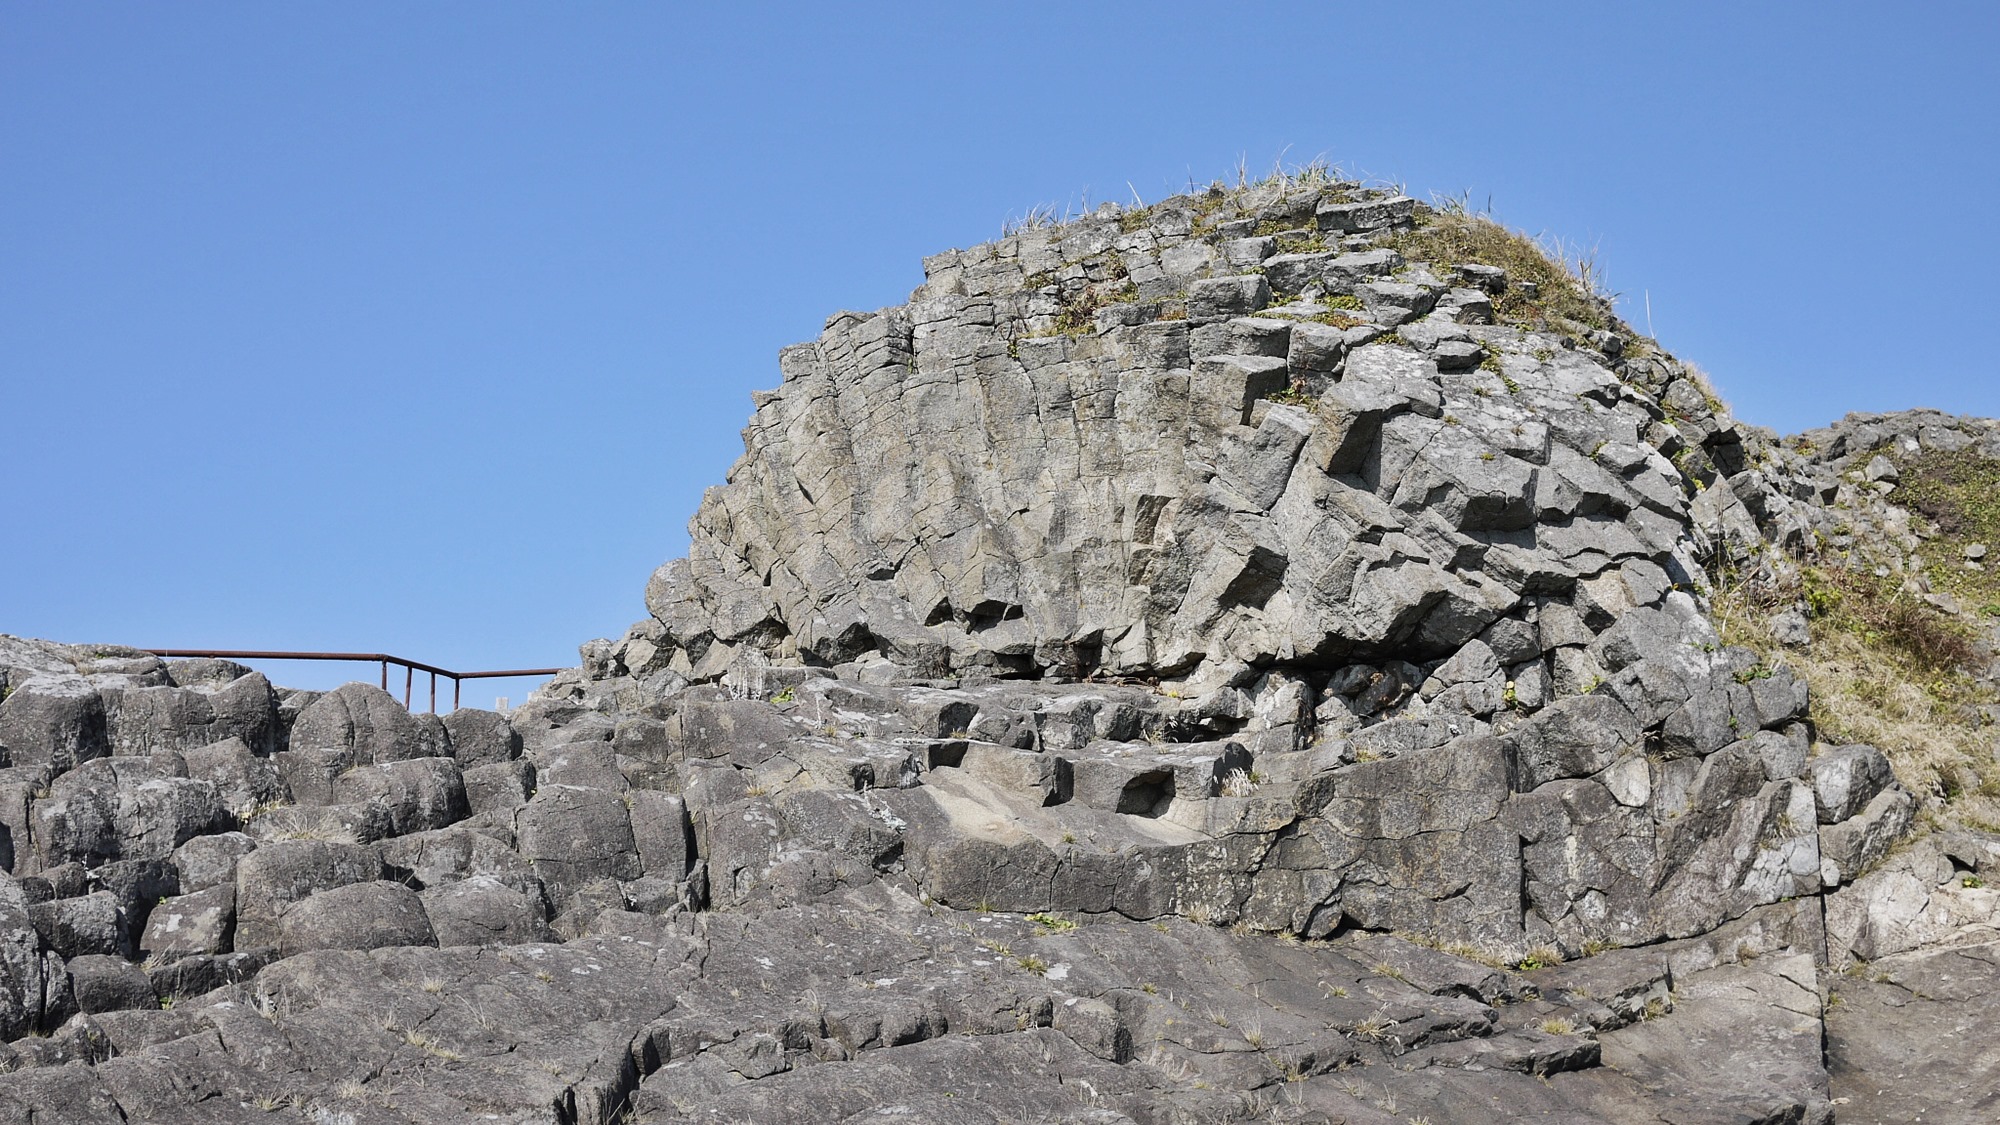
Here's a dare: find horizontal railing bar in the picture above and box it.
[141,649,564,681]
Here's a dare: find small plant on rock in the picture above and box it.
[1027,912,1077,935]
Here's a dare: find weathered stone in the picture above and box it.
[139,883,234,962]
[233,840,383,950]
[66,955,155,1014]
[277,880,435,954]
[1820,785,1917,883]
[420,876,554,946]
[329,756,468,836]
[513,784,642,906]
[289,682,439,765]
[1811,744,1896,824]
[0,676,108,773]
[440,707,521,766]
[181,736,286,816]
[1186,274,1270,321]
[30,891,125,959]
[169,830,257,892]
[463,758,536,814]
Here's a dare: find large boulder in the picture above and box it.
[277,880,435,954]
[99,671,278,757]
[232,840,383,950]
[0,876,55,1039]
[139,882,235,962]
[513,785,641,907]
[0,676,107,773]
[441,708,521,767]
[420,877,553,947]
[330,757,468,836]
[32,759,228,869]
[288,683,442,766]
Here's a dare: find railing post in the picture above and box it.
[453,676,461,711]
[404,664,413,708]
[429,671,436,714]
[380,659,388,690]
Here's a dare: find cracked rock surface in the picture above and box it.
[3,174,1998,1121]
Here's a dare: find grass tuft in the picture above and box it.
[1380,207,1613,333]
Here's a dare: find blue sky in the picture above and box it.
[5,3,1996,694]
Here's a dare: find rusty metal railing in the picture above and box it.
[142,649,565,713]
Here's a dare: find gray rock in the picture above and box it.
[420,876,553,946]
[99,672,278,757]
[34,760,227,868]
[329,756,468,836]
[277,880,435,954]
[66,955,155,1014]
[169,830,256,892]
[232,839,383,950]
[30,891,125,959]
[378,826,543,901]
[626,789,691,881]
[0,877,56,1039]
[139,883,234,962]
[180,736,286,816]
[1317,194,1417,233]
[463,759,536,813]
[1812,745,1896,824]
[1769,607,1812,647]
[0,676,108,773]
[1186,274,1270,321]
[1820,785,1917,883]
[440,707,521,766]
[513,784,642,907]
[1741,729,1808,782]
[242,799,393,845]
[289,682,438,765]
[1828,933,2000,1120]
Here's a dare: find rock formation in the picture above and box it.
[2,171,1997,1123]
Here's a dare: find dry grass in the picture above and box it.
[1678,359,1731,416]
[1713,561,2000,827]
[1379,204,1615,334]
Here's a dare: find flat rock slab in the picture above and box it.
[1828,933,2000,1124]
[0,890,1838,1124]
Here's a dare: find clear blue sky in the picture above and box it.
[5,3,1996,694]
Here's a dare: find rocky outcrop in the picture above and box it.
[1,173,1996,1121]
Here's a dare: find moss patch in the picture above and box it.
[1380,210,1612,333]
[1893,448,2000,611]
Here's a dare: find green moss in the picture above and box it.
[1892,448,2000,611]
[1309,310,1364,329]
[1027,912,1078,935]
[1264,382,1313,407]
